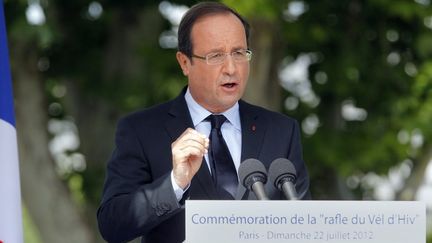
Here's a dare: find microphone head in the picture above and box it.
[268,158,297,190]
[238,158,268,190]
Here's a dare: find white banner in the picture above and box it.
[186,200,425,243]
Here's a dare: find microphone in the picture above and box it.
[238,158,269,200]
[268,158,298,200]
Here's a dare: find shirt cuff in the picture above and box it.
[170,171,190,201]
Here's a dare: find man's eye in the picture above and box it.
[232,51,245,57]
[209,53,224,59]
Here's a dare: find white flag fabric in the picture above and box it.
[0,1,24,242]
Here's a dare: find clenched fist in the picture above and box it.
[172,128,209,189]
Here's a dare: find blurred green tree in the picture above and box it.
[221,0,432,202]
[4,0,432,241]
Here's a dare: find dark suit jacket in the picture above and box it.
[97,89,310,243]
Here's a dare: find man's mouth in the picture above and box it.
[222,83,236,88]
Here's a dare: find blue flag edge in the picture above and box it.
[0,0,16,127]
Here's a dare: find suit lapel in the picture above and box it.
[239,100,267,162]
[164,90,218,199]
[234,101,268,200]
[164,93,193,141]
[164,94,269,200]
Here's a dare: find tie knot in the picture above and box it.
[207,114,227,130]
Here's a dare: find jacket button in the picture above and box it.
[155,203,171,216]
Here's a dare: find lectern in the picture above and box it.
[186,200,425,243]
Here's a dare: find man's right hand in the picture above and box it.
[171,128,209,189]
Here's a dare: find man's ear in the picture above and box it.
[176,51,190,76]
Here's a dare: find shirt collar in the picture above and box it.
[184,88,241,131]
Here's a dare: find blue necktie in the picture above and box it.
[207,114,238,198]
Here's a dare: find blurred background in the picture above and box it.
[3,0,432,242]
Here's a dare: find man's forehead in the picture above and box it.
[190,13,246,47]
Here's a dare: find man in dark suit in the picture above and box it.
[97,2,310,243]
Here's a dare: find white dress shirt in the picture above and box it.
[171,88,242,200]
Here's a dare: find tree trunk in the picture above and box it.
[397,143,432,200]
[243,19,283,111]
[12,42,96,243]
[59,7,165,242]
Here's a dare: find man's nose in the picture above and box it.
[222,54,236,75]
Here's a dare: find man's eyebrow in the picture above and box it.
[203,46,248,54]
[205,48,227,53]
[232,46,248,51]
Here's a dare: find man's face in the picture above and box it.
[177,13,250,113]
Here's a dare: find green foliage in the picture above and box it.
[280,0,432,191]
[416,33,432,58]
[41,1,184,111]
[68,174,86,205]
[23,205,43,243]
[5,1,57,50]
[5,1,432,239]
[222,0,279,21]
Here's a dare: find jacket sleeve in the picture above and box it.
[96,117,182,243]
